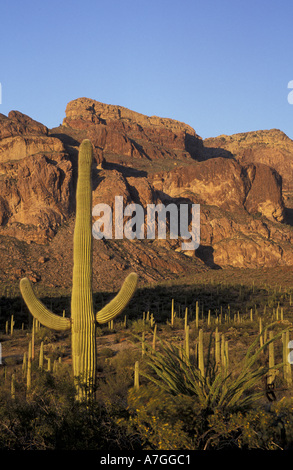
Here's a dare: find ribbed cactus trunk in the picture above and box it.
[71,139,96,400]
[19,139,138,402]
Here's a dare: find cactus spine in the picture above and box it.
[19,140,138,400]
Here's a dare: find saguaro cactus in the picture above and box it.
[20,139,138,400]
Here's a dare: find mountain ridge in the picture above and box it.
[1,97,293,290]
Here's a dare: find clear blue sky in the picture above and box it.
[1,0,293,140]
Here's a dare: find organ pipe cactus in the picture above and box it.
[20,139,138,400]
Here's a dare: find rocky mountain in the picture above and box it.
[204,129,293,191]
[1,97,293,290]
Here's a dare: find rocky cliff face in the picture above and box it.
[0,111,73,243]
[204,129,293,190]
[151,158,284,222]
[1,98,293,289]
[62,97,204,164]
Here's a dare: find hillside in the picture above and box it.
[1,98,293,294]
[2,99,293,451]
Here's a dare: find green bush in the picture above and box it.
[125,385,293,450]
[234,399,293,450]
[0,367,139,450]
[120,323,293,450]
[141,326,286,413]
[126,384,247,450]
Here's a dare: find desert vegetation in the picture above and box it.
[1,138,293,451]
[1,276,293,450]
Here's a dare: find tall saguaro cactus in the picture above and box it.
[20,139,138,400]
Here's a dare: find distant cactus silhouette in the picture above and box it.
[20,139,138,400]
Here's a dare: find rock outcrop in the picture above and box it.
[0,111,73,243]
[62,97,204,164]
[151,158,285,222]
[204,129,293,190]
[1,98,293,288]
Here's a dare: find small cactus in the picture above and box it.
[27,341,32,392]
[198,329,204,377]
[11,373,15,400]
[185,324,190,360]
[20,140,138,400]
[10,315,14,336]
[22,352,27,377]
[184,307,188,331]
[215,327,221,366]
[282,330,292,385]
[39,341,44,370]
[195,301,199,329]
[134,361,140,390]
[142,331,146,357]
[171,299,175,327]
[267,330,275,385]
[152,323,157,352]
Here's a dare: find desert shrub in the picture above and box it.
[126,385,293,450]
[130,319,152,335]
[125,384,248,450]
[120,323,293,449]
[0,366,139,450]
[165,316,184,331]
[233,399,293,450]
[34,327,60,344]
[140,324,290,413]
[126,385,194,449]
[99,347,116,358]
[97,348,144,408]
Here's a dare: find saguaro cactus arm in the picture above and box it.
[96,272,138,324]
[19,139,138,400]
[20,278,71,331]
